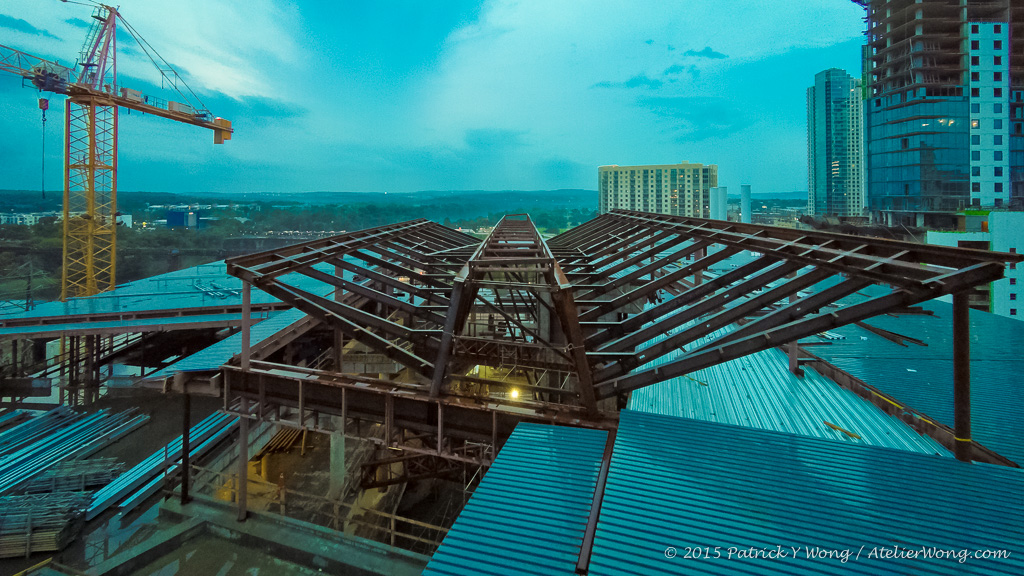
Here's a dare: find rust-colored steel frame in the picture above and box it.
[223,210,1020,464]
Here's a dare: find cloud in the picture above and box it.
[663,63,700,79]
[0,14,59,39]
[232,96,307,122]
[644,39,654,45]
[593,73,663,90]
[639,96,752,141]
[65,17,90,29]
[683,46,728,59]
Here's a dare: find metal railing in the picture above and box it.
[189,464,449,553]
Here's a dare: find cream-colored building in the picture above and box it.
[598,162,718,217]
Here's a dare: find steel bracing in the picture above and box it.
[221,210,1021,466]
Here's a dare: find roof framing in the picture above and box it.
[224,210,1021,425]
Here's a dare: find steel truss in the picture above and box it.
[222,210,1021,465]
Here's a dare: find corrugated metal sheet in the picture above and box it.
[424,423,607,576]
[145,307,309,379]
[628,308,948,455]
[0,260,339,328]
[810,298,1024,464]
[0,312,268,337]
[589,410,1024,576]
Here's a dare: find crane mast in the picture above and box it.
[63,5,119,298]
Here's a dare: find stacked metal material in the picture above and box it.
[0,410,28,432]
[22,458,126,494]
[0,407,149,495]
[252,426,302,460]
[0,493,91,558]
[88,410,239,520]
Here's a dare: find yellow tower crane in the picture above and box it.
[0,2,232,300]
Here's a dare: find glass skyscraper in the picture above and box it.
[855,0,1024,227]
[807,68,866,217]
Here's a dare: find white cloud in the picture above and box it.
[414,0,864,186]
[0,0,301,100]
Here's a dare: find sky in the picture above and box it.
[0,0,866,195]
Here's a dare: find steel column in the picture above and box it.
[240,282,251,371]
[181,392,190,504]
[953,292,972,462]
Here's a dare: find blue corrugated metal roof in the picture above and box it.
[0,312,269,337]
[0,260,339,323]
[809,298,1024,465]
[628,302,947,455]
[629,343,949,455]
[424,423,608,576]
[589,410,1024,576]
[145,307,309,379]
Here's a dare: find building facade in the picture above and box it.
[598,163,718,217]
[855,0,1024,227]
[927,211,1024,320]
[807,68,866,217]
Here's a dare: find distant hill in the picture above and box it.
[1,188,600,222]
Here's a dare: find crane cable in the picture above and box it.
[40,97,46,200]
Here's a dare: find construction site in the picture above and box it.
[2,2,1024,576]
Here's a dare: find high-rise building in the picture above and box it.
[807,68,866,217]
[854,0,1024,227]
[598,163,718,217]
[928,211,1024,320]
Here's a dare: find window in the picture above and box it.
[995,56,1002,65]
[1012,278,1017,286]
[971,40,979,50]
[995,151,1003,161]
[995,72,1003,82]
[994,40,1002,50]
[972,119,980,129]
[1011,294,1017,301]
[995,135,1003,145]
[972,24,979,33]
[972,151,981,161]
[995,104,1003,113]
[995,183,1003,192]
[995,88,1003,97]
[901,138,909,149]
[971,72,980,81]
[995,25,1001,33]
[971,103,980,113]
[995,167,1003,177]
[972,56,980,66]
[972,182,981,192]
[972,135,981,145]
[1012,309,1018,316]
[995,119,1003,129]
[973,166,981,176]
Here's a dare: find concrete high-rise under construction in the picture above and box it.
[854,0,1024,227]
[598,162,718,217]
[807,68,866,218]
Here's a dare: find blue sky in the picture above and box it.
[0,0,865,195]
